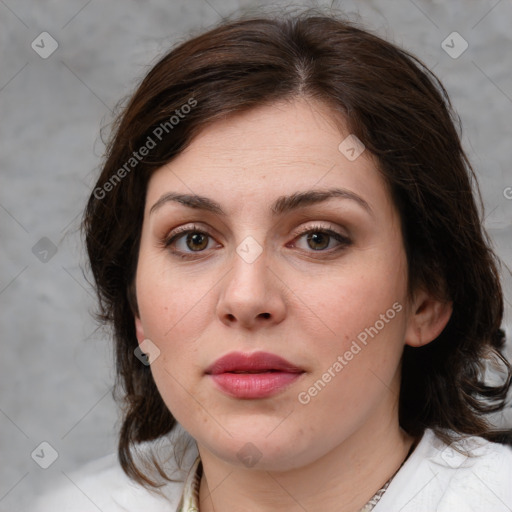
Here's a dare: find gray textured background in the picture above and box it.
[1,1,511,510]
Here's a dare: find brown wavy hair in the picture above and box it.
[82,8,512,487]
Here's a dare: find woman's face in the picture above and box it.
[135,98,414,470]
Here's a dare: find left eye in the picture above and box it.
[166,230,217,253]
[293,228,350,251]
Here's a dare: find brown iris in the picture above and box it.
[306,232,330,250]
[186,232,209,251]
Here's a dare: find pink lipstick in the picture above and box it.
[205,351,305,399]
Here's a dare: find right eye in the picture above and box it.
[163,225,221,258]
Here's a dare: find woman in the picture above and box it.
[33,8,512,512]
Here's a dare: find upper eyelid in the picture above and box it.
[166,222,346,237]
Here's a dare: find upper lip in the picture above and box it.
[205,351,304,375]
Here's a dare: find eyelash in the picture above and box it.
[161,223,351,259]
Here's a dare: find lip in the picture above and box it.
[205,351,305,399]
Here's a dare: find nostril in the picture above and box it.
[260,313,271,319]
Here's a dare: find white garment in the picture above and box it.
[31,429,512,512]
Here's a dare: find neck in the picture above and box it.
[197,407,415,512]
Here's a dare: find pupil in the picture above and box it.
[308,232,329,250]
[187,233,207,251]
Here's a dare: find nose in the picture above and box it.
[216,244,287,330]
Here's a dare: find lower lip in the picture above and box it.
[209,372,303,399]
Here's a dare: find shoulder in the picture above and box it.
[375,429,512,512]
[31,430,198,512]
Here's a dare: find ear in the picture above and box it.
[405,289,453,347]
[134,315,146,344]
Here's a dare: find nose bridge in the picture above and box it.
[227,238,270,306]
[217,236,286,328]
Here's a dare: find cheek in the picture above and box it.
[296,245,408,393]
[295,292,406,433]
[135,260,210,416]
[135,254,215,362]
[311,254,406,339]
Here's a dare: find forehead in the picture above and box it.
[145,98,393,216]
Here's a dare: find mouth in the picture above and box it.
[205,351,305,399]
[205,351,304,375]
[228,370,282,373]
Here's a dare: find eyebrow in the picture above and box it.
[149,188,373,217]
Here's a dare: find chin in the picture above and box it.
[195,421,325,472]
